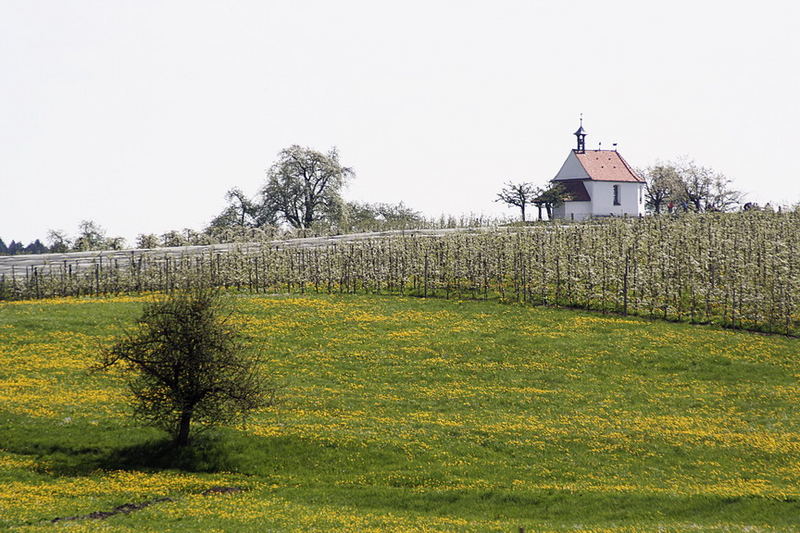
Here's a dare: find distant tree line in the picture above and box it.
[0,238,49,256]
[3,145,446,256]
[0,221,126,256]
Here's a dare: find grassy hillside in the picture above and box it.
[1,294,799,531]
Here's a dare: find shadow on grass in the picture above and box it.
[4,416,800,526]
[98,434,240,473]
[0,415,404,478]
[2,430,236,475]
[0,414,257,475]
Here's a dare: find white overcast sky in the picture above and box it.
[1,0,799,244]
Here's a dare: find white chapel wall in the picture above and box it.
[564,201,592,221]
[585,181,643,217]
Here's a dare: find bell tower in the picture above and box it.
[574,114,587,153]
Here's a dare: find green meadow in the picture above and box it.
[1,294,799,531]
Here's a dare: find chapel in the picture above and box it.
[550,119,645,220]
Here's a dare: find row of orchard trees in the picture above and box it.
[2,211,798,335]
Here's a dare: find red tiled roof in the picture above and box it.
[557,179,591,201]
[575,150,643,182]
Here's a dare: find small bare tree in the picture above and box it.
[496,181,537,222]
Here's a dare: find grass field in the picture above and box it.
[1,293,799,532]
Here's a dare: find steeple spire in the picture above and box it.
[574,114,587,153]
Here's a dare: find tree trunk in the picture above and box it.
[176,408,193,447]
[537,204,543,221]
[303,210,314,229]
[520,205,526,222]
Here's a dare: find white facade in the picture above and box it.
[584,180,644,218]
[552,200,591,220]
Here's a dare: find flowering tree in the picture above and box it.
[262,145,354,229]
[645,159,743,213]
[642,164,680,214]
